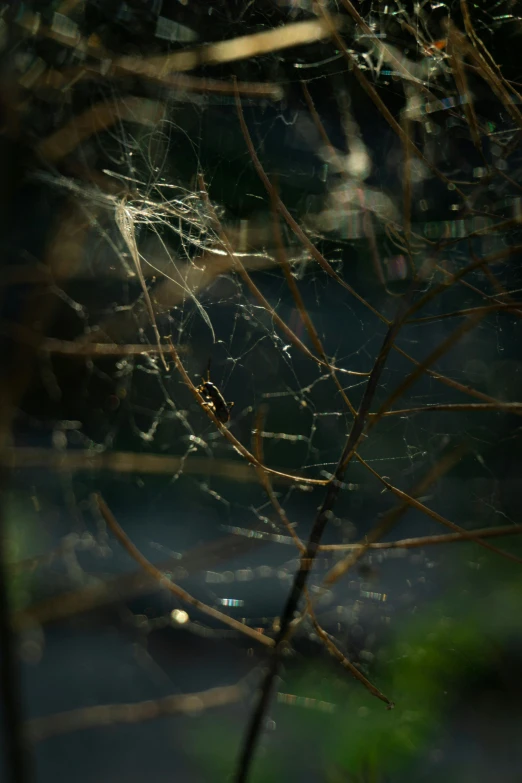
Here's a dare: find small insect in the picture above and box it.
[196,361,234,424]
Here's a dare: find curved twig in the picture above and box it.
[95,494,274,648]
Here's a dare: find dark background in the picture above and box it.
[2,2,522,781]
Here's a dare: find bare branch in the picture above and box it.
[95,494,274,648]
[305,590,393,708]
[27,683,244,742]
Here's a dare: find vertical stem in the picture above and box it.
[0,474,32,783]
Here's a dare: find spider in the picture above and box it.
[196,362,234,424]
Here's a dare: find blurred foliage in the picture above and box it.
[4,491,48,611]
[189,546,522,782]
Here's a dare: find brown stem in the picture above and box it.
[95,494,274,648]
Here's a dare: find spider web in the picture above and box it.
[3,1,522,781]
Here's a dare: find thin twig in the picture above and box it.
[37,97,165,162]
[305,589,393,708]
[407,302,522,324]
[324,444,467,586]
[404,244,522,323]
[233,276,418,782]
[95,494,274,648]
[32,64,283,101]
[113,17,346,78]
[252,407,305,554]
[14,531,270,630]
[366,309,489,441]
[269,192,358,416]
[375,402,522,417]
[197,174,367,379]
[2,322,178,357]
[168,338,330,487]
[320,523,522,551]
[337,295,478,477]
[446,22,483,155]
[354,453,522,566]
[234,79,382,316]
[0,446,314,486]
[234,79,512,413]
[252,411,392,704]
[26,683,244,742]
[226,520,522,552]
[455,4,522,131]
[321,0,467,200]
